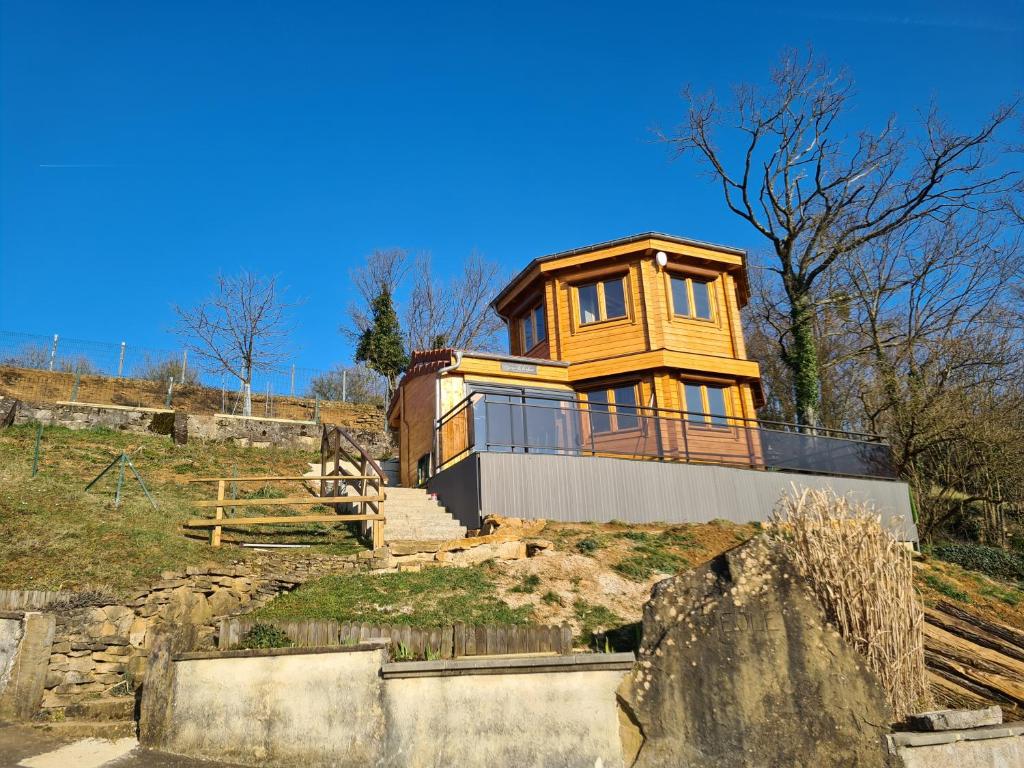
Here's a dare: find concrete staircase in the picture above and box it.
[306,461,465,543]
[380,487,467,543]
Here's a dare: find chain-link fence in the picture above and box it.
[0,330,386,421]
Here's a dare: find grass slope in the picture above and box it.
[0,424,364,595]
[252,565,533,627]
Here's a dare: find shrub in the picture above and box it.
[44,589,117,612]
[510,574,541,594]
[573,600,622,646]
[575,537,604,555]
[920,572,971,603]
[613,544,689,581]
[541,590,564,606]
[930,542,1024,584]
[240,623,293,649]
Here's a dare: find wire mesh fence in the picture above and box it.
[0,330,386,422]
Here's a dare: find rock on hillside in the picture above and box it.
[618,537,895,768]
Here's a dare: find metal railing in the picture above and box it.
[436,392,897,481]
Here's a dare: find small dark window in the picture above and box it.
[578,283,600,324]
[705,385,727,426]
[613,385,639,429]
[670,275,714,320]
[577,276,628,325]
[670,276,690,317]
[603,279,626,319]
[533,305,546,342]
[519,302,546,352]
[587,383,640,433]
[683,382,729,426]
[692,281,712,320]
[588,389,612,433]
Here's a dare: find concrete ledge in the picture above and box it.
[175,640,388,662]
[381,652,636,679]
[888,722,1024,748]
[0,610,25,620]
[213,413,317,426]
[55,401,174,414]
[0,612,56,721]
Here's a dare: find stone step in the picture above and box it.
[386,525,466,534]
[386,508,462,518]
[63,696,136,722]
[385,512,459,521]
[385,530,466,541]
[31,719,136,739]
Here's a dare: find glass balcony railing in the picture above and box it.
[436,392,898,481]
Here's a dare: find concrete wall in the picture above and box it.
[151,647,635,768]
[0,611,56,721]
[185,413,321,450]
[380,656,632,768]
[431,452,919,541]
[0,616,23,696]
[888,724,1024,767]
[166,647,387,767]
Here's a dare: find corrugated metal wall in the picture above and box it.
[426,454,481,529]
[430,452,918,541]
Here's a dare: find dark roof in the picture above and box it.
[491,231,747,311]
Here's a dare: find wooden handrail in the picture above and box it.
[324,425,388,482]
[320,424,388,548]
[186,513,385,528]
[186,475,379,483]
[192,495,383,508]
[188,461,387,548]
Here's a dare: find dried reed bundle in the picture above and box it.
[768,486,931,720]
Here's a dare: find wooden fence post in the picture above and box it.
[211,479,225,547]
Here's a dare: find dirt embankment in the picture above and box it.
[0,365,383,427]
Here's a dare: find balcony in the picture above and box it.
[436,392,897,481]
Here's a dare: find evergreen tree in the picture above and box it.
[355,287,409,397]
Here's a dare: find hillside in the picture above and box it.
[0,423,365,595]
[2,424,1022,715]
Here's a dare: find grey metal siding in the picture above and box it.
[427,455,482,530]
[473,453,918,541]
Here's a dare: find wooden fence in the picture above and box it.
[218,617,574,658]
[0,589,67,611]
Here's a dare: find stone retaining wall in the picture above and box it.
[5,398,176,436]
[33,552,374,712]
[0,395,394,455]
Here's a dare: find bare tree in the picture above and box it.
[344,247,506,355]
[307,364,386,406]
[669,48,1017,426]
[405,251,506,352]
[839,217,1024,541]
[174,272,295,416]
[343,249,412,342]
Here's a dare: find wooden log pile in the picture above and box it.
[924,600,1024,720]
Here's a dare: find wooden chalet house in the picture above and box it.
[387,233,915,539]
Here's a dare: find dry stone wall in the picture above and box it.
[3,397,175,435]
[0,394,394,456]
[36,552,373,712]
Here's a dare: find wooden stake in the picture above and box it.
[211,479,225,547]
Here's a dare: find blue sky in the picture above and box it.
[1,0,1021,372]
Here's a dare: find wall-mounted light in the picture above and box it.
[655,251,668,268]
